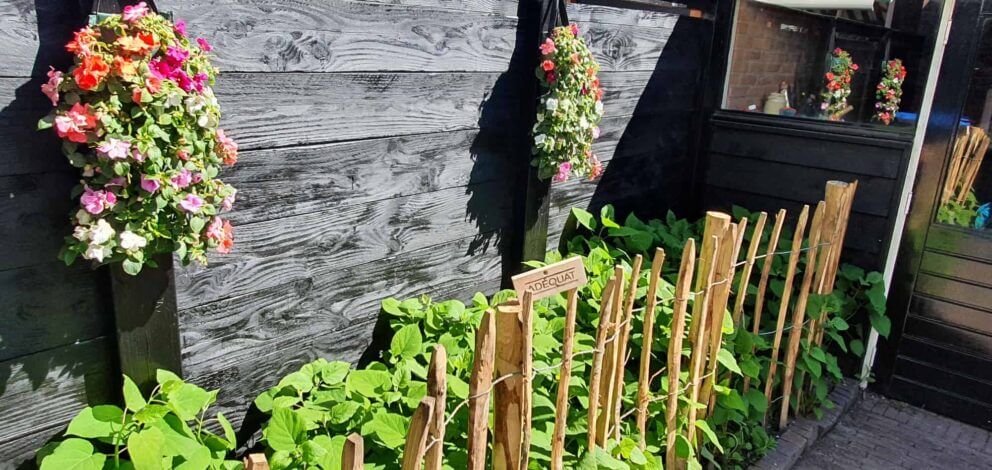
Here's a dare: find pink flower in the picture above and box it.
[41,67,63,106]
[54,103,97,143]
[221,191,236,212]
[165,46,190,67]
[196,37,213,52]
[553,162,571,183]
[539,38,556,55]
[122,2,149,22]
[192,172,204,184]
[192,72,209,92]
[174,70,194,92]
[97,138,130,160]
[174,20,187,37]
[179,194,203,213]
[80,187,116,215]
[148,59,173,79]
[171,168,193,188]
[570,23,580,36]
[592,126,601,139]
[105,177,126,188]
[205,217,234,253]
[140,175,160,193]
[216,129,238,165]
[545,72,556,84]
[589,155,603,180]
[206,217,225,239]
[131,148,146,162]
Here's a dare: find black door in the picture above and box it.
[876,0,992,430]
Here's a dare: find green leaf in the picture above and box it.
[850,338,866,357]
[190,216,206,233]
[128,427,166,470]
[217,412,236,450]
[719,391,747,413]
[39,439,105,470]
[716,348,742,375]
[134,404,170,424]
[370,412,408,448]
[745,389,768,413]
[276,371,314,394]
[571,207,596,230]
[320,361,351,385]
[866,282,887,314]
[600,205,620,229]
[810,347,827,363]
[694,420,724,453]
[870,312,891,338]
[329,401,361,424]
[347,369,392,398]
[264,408,306,452]
[122,258,143,275]
[168,383,212,421]
[830,316,850,331]
[66,405,124,439]
[156,369,182,386]
[122,375,147,411]
[315,435,347,470]
[390,325,423,360]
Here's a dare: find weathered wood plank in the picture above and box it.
[567,2,685,28]
[0,77,67,177]
[0,337,115,450]
[0,262,112,362]
[0,0,84,78]
[176,182,512,307]
[165,0,518,73]
[0,171,78,272]
[573,19,678,72]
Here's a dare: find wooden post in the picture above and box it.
[732,212,768,328]
[743,209,786,393]
[110,254,183,391]
[551,288,579,470]
[243,454,269,470]
[762,205,810,423]
[519,291,535,466]
[425,345,447,470]
[815,181,857,347]
[613,255,644,440]
[636,248,666,449]
[665,240,695,470]
[701,221,738,416]
[597,266,624,446]
[402,397,436,470]
[587,276,618,449]
[686,235,719,446]
[494,300,524,470]
[778,202,825,429]
[342,433,364,470]
[468,310,496,470]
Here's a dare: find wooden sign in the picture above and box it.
[512,257,587,300]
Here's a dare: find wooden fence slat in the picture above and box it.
[665,240,695,469]
[614,255,644,440]
[732,212,768,327]
[587,276,618,449]
[468,310,496,470]
[244,454,269,470]
[762,205,810,424]
[686,235,719,446]
[402,396,436,470]
[637,248,666,449]
[519,291,535,467]
[494,300,523,470]
[702,220,737,416]
[551,288,580,470]
[597,266,625,446]
[732,217,749,267]
[425,345,448,470]
[778,202,826,429]
[342,433,364,470]
[743,209,786,393]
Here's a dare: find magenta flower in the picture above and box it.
[41,67,63,106]
[553,162,571,183]
[196,37,213,52]
[148,59,173,80]
[174,20,187,37]
[192,172,204,184]
[122,2,149,22]
[140,175,160,193]
[179,194,204,213]
[165,46,190,66]
[174,70,194,92]
[171,168,193,188]
[97,138,130,160]
[80,187,116,215]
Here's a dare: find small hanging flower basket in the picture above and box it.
[39,2,238,275]
[820,48,858,121]
[532,24,604,183]
[873,58,907,125]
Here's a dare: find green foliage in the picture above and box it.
[937,190,980,228]
[37,371,239,469]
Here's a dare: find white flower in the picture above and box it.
[75,209,92,224]
[595,100,604,115]
[833,90,841,98]
[185,95,207,113]
[73,225,89,242]
[536,113,545,123]
[579,116,589,129]
[83,244,110,262]
[89,219,115,245]
[546,98,559,111]
[165,92,184,108]
[535,134,547,145]
[559,98,571,110]
[198,113,219,128]
[119,231,148,251]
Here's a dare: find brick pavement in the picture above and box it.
[793,392,992,469]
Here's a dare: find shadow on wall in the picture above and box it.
[554,17,712,249]
[0,1,118,467]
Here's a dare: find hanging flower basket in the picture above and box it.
[532,24,605,183]
[873,58,907,125]
[821,48,858,121]
[39,2,238,275]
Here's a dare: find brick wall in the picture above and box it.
[725,1,828,111]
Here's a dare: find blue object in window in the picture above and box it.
[976,203,991,229]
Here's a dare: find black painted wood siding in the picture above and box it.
[0,2,118,465]
[701,111,914,270]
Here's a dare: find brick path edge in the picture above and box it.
[751,378,862,469]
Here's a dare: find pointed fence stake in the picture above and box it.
[686,235,719,446]
[342,433,364,470]
[732,212,768,328]
[743,209,786,393]
[494,300,524,470]
[665,240,695,470]
[598,266,625,446]
[614,255,644,440]
[425,345,447,470]
[467,310,496,470]
[637,248,666,449]
[402,397,436,470]
[551,288,580,470]
[587,276,618,449]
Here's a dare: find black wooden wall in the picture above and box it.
[0,0,713,464]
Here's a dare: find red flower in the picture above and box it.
[595,88,604,100]
[145,76,162,94]
[54,103,97,143]
[72,54,110,91]
[825,72,835,81]
[541,60,555,72]
[545,72,556,84]
[131,87,143,103]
